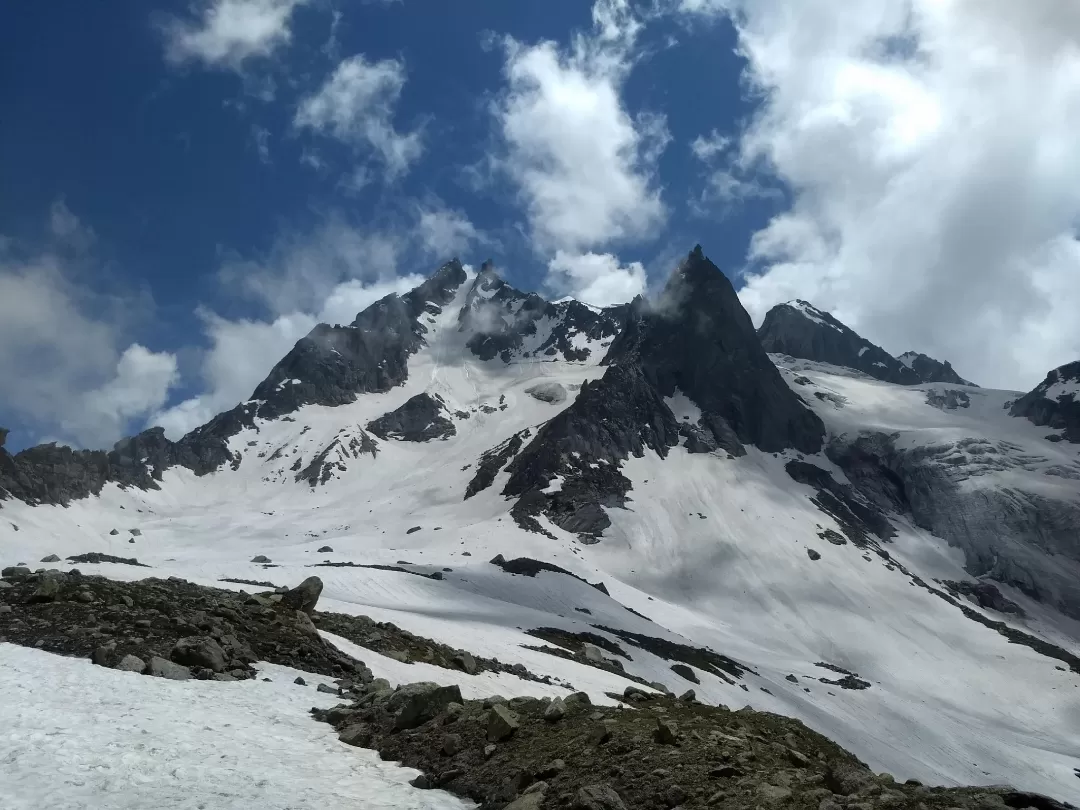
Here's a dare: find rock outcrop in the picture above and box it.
[1010,361,1080,443]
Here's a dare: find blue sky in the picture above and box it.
[3,0,1079,450]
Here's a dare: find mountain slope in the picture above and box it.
[2,252,1080,803]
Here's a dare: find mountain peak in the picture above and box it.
[1010,360,1080,442]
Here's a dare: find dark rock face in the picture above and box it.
[759,301,922,385]
[458,263,626,364]
[827,432,1080,619]
[1010,361,1080,443]
[465,429,530,499]
[899,352,975,386]
[367,394,456,442]
[941,580,1025,616]
[504,248,824,540]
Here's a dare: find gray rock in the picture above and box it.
[171,636,228,672]
[825,762,874,796]
[317,683,338,694]
[655,717,679,745]
[441,733,461,756]
[580,643,606,664]
[487,703,519,742]
[0,604,11,612]
[281,576,323,614]
[573,784,627,810]
[129,528,141,537]
[543,696,567,722]
[525,382,568,403]
[292,610,318,636]
[338,724,373,747]
[294,676,307,686]
[564,691,592,711]
[91,645,115,666]
[505,793,545,810]
[40,554,60,563]
[147,656,192,680]
[317,546,333,553]
[678,689,696,703]
[109,529,119,535]
[445,702,464,721]
[29,575,60,603]
[116,655,146,673]
[453,650,477,675]
[250,555,271,563]
[807,548,822,561]
[395,683,463,730]
[759,784,793,802]
[0,581,13,590]
[2,566,30,578]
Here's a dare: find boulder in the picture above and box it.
[251,555,271,563]
[116,655,146,673]
[281,576,323,614]
[29,575,61,603]
[394,683,463,730]
[573,785,627,810]
[505,794,545,810]
[1,566,30,578]
[825,762,874,796]
[543,696,567,722]
[807,548,822,561]
[525,382,568,403]
[147,656,192,680]
[317,546,334,553]
[40,554,60,563]
[452,650,478,675]
[655,717,679,745]
[487,703,519,742]
[171,636,228,672]
[338,724,373,747]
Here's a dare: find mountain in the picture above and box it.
[1010,361,1080,443]
[758,300,976,387]
[898,351,976,386]
[2,249,1080,804]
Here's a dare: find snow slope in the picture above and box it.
[2,279,1080,805]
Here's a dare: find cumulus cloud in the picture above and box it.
[295,54,422,179]
[0,207,177,449]
[160,0,308,70]
[687,0,1080,389]
[492,0,668,255]
[547,250,646,307]
[416,205,481,261]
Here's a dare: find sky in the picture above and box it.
[1,0,1079,451]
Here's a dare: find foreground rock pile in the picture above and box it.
[313,682,1073,810]
[0,567,370,681]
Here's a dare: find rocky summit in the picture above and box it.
[2,248,1079,807]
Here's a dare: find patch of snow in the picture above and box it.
[787,300,843,332]
[898,352,917,369]
[0,644,469,810]
[858,347,870,357]
[664,389,702,424]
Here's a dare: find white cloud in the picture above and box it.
[0,206,177,449]
[687,0,1080,389]
[63,346,179,446]
[492,0,668,254]
[251,125,271,163]
[160,0,308,70]
[295,54,422,179]
[416,205,481,260]
[546,250,646,307]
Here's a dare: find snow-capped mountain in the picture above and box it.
[3,248,1080,803]
[758,300,975,387]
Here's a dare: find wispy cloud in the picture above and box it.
[159,0,309,71]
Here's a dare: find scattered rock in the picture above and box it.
[147,656,192,680]
[251,555,271,563]
[294,676,307,686]
[395,683,463,730]
[453,650,478,675]
[678,689,696,703]
[109,529,119,535]
[281,576,323,614]
[574,784,627,810]
[29,575,60,603]
[40,554,60,563]
[1,566,29,578]
[544,696,567,722]
[317,683,338,694]
[487,703,520,742]
[317,546,334,553]
[116,654,146,673]
[171,636,228,672]
[826,762,874,796]
[670,663,699,683]
[407,526,422,534]
[807,548,822,561]
[441,733,461,756]
[655,717,679,745]
[504,793,544,810]
[339,724,373,747]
